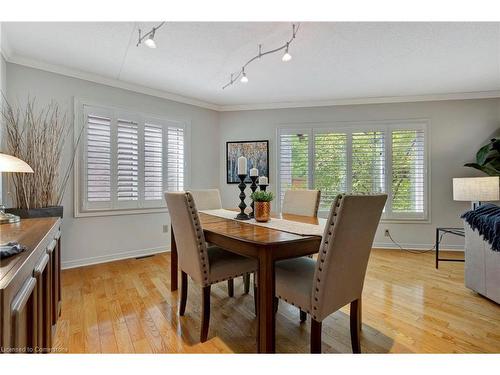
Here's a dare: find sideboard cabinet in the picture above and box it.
[0,218,62,353]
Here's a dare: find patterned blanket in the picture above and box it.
[462,203,500,252]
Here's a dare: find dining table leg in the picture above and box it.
[170,225,178,292]
[257,248,276,353]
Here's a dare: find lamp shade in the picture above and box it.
[453,177,500,202]
[0,153,34,173]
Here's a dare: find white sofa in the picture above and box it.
[464,222,500,304]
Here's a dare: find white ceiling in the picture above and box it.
[2,22,500,109]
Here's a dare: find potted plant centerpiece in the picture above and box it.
[1,96,79,219]
[251,191,274,222]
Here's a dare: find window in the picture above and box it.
[77,104,188,215]
[278,122,428,220]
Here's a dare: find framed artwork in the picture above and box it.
[226,140,269,184]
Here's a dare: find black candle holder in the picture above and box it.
[249,175,259,218]
[259,184,268,192]
[236,174,250,220]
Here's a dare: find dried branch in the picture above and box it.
[1,94,81,209]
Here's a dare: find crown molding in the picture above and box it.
[3,51,500,113]
[4,53,221,111]
[218,90,500,111]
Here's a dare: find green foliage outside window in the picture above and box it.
[284,129,423,213]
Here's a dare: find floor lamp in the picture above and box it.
[0,153,34,224]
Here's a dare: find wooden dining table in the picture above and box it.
[169,211,323,353]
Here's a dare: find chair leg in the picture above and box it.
[179,271,188,316]
[227,279,234,297]
[300,309,307,322]
[310,319,322,353]
[243,273,250,294]
[200,285,211,342]
[350,299,361,353]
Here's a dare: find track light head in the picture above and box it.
[144,30,156,48]
[240,70,248,83]
[282,43,292,62]
[137,22,165,48]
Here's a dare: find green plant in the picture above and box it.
[465,137,500,176]
[251,191,274,202]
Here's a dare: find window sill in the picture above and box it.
[379,218,431,224]
[318,210,429,224]
[75,207,168,218]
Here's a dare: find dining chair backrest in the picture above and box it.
[311,193,387,321]
[282,189,321,217]
[188,189,223,210]
[165,191,210,286]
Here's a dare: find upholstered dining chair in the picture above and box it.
[188,189,222,210]
[188,188,251,297]
[278,189,321,316]
[282,189,321,217]
[274,193,387,353]
[165,191,258,342]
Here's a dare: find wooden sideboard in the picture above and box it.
[0,217,62,353]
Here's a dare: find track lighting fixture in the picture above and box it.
[137,22,165,48]
[222,23,300,89]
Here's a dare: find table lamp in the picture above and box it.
[0,153,34,224]
[453,176,500,210]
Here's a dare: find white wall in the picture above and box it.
[5,62,220,268]
[219,99,500,250]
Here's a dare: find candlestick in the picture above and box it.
[259,184,267,192]
[249,175,259,218]
[238,156,247,175]
[236,174,250,220]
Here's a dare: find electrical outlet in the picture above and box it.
[163,225,169,233]
[384,229,390,237]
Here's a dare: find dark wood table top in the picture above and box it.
[0,218,59,289]
[199,212,323,246]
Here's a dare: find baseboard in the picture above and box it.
[61,241,463,270]
[373,242,464,251]
[61,246,169,270]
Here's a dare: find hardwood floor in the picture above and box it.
[52,250,500,353]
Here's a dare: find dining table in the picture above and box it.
[169,210,323,353]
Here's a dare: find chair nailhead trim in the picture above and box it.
[312,194,344,314]
[186,192,209,283]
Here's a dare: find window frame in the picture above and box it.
[73,98,191,218]
[276,119,430,223]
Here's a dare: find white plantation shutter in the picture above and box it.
[144,124,164,200]
[79,104,188,215]
[116,119,139,203]
[313,132,347,209]
[391,128,426,216]
[278,123,427,220]
[167,126,184,192]
[279,131,310,204]
[351,131,385,194]
[86,114,111,204]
